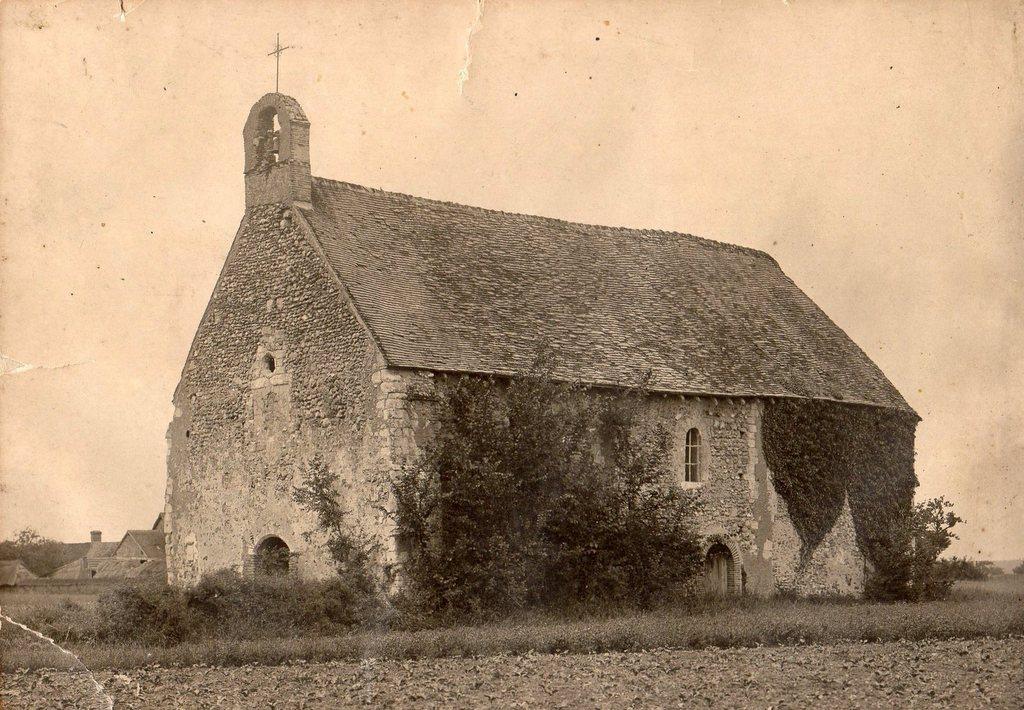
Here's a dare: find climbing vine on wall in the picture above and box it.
[762,398,918,565]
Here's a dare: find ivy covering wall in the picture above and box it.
[762,398,918,566]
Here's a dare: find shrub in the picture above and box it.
[976,561,1004,577]
[96,580,195,645]
[92,570,386,644]
[1014,561,1024,575]
[186,569,380,637]
[392,363,703,620]
[935,556,989,581]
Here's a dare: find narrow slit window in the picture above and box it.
[271,113,281,162]
[684,427,701,482]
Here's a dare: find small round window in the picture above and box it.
[263,353,276,374]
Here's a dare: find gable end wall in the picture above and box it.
[165,204,396,586]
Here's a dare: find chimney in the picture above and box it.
[90,530,102,543]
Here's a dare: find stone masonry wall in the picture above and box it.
[366,374,866,597]
[165,204,394,586]
[771,493,865,595]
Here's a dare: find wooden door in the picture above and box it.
[705,544,732,595]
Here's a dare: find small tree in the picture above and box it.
[1013,561,1024,575]
[909,496,964,599]
[866,496,963,601]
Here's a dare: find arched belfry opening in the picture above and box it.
[254,535,291,576]
[251,108,282,170]
[243,93,311,209]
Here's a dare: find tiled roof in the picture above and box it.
[90,558,166,580]
[124,530,166,559]
[87,541,119,559]
[48,541,117,579]
[301,178,913,413]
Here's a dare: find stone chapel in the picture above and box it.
[164,93,917,595]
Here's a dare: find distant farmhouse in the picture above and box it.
[51,515,166,582]
[165,93,917,595]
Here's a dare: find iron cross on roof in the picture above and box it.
[268,33,293,93]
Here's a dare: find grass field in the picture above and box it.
[0,591,99,614]
[2,575,1022,671]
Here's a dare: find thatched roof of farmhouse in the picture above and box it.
[0,560,37,586]
[301,177,913,414]
[49,557,86,580]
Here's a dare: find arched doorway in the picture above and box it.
[705,542,734,595]
[254,536,290,576]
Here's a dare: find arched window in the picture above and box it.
[684,427,701,482]
[254,536,290,576]
[262,353,276,374]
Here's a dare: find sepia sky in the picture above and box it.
[1,0,1021,559]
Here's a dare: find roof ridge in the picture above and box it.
[310,175,776,263]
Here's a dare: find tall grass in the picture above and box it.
[4,577,1022,671]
